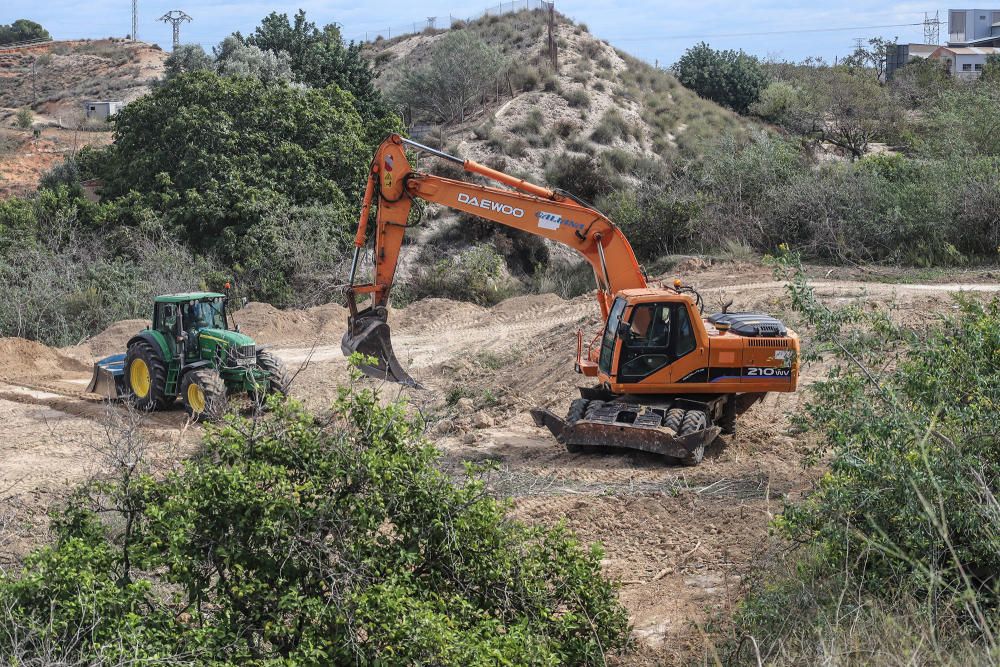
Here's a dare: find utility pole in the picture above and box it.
[132,0,139,41]
[427,17,436,30]
[158,10,192,49]
[852,37,864,51]
[547,1,558,71]
[923,11,941,45]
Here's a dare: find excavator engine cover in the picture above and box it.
[341,306,422,388]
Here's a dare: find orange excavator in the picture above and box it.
[343,134,799,464]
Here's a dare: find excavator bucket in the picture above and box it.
[530,402,721,465]
[341,307,422,388]
[85,354,127,399]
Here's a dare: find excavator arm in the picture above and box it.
[343,133,646,385]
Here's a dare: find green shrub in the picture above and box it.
[673,42,769,114]
[402,244,518,306]
[0,385,631,664]
[562,87,591,108]
[590,109,639,144]
[544,152,620,202]
[599,184,699,260]
[727,255,1000,663]
[15,107,32,129]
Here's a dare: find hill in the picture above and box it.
[0,39,167,195]
[366,10,755,181]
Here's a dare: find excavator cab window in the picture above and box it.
[618,304,673,381]
[598,298,627,375]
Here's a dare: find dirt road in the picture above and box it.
[1,263,997,660]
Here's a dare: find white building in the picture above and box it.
[83,100,125,121]
[948,8,1000,46]
[929,45,1000,78]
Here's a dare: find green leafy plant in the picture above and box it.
[0,374,630,664]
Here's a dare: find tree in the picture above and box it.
[841,36,896,80]
[981,53,1000,83]
[0,384,631,664]
[214,35,293,83]
[87,71,393,303]
[0,19,50,45]
[163,44,213,78]
[389,30,507,123]
[237,10,393,125]
[673,42,770,114]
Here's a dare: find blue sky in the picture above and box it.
[2,1,944,65]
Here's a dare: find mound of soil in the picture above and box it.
[0,338,91,379]
[234,302,349,345]
[75,319,149,358]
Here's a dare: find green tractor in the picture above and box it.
[86,292,290,421]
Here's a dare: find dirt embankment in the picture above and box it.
[0,262,998,660]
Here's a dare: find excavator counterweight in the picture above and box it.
[343,134,799,464]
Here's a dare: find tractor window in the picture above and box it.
[155,303,178,334]
[184,300,226,330]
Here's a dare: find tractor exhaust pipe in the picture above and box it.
[341,301,422,389]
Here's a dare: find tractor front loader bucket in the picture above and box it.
[530,406,721,465]
[85,354,127,399]
[341,306,422,388]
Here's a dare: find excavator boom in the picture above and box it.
[343,133,645,385]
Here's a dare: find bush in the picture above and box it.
[749,80,801,123]
[672,42,769,114]
[562,87,591,108]
[0,385,631,664]
[590,109,639,144]
[544,152,620,202]
[599,183,699,260]
[389,30,506,123]
[402,244,518,306]
[15,107,32,129]
[727,255,1000,663]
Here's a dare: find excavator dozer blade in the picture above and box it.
[341,309,422,388]
[530,407,720,464]
[85,354,127,399]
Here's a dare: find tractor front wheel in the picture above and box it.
[256,350,291,396]
[181,369,228,422]
[125,341,170,411]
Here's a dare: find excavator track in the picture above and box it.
[531,399,721,465]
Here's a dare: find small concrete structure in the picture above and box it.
[83,100,124,121]
[930,45,1000,78]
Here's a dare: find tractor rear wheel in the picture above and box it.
[124,341,170,411]
[181,369,228,422]
[256,350,291,395]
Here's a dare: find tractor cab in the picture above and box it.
[151,293,247,362]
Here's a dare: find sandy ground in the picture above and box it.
[0,262,998,661]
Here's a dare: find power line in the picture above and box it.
[605,21,924,42]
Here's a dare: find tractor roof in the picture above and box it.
[154,292,226,303]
